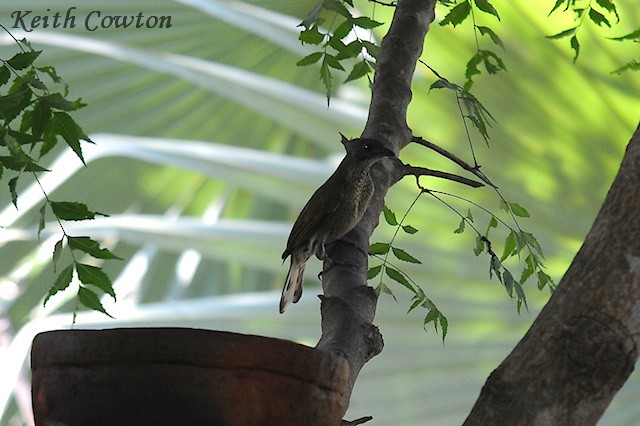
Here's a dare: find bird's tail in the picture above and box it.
[279,253,306,313]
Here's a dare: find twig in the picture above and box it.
[368,0,397,5]
[343,416,374,425]
[411,136,496,187]
[403,163,484,188]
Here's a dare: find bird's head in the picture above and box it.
[340,133,395,163]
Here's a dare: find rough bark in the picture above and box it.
[315,0,436,416]
[465,121,640,425]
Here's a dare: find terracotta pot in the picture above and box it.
[31,327,349,426]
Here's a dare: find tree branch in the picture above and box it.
[464,121,640,424]
[402,163,484,188]
[315,0,437,417]
[411,136,496,187]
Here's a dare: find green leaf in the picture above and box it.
[548,0,568,15]
[361,41,380,58]
[26,74,47,91]
[351,16,383,29]
[453,217,466,234]
[481,50,507,74]
[474,0,500,20]
[588,8,610,27]
[369,242,390,255]
[38,203,46,239]
[32,99,52,139]
[391,247,422,264]
[324,54,345,71]
[375,282,394,298]
[537,271,553,290]
[367,264,382,279]
[609,28,640,42]
[0,66,10,86]
[476,26,504,49]
[327,35,346,52]
[51,111,89,164]
[522,232,544,257]
[52,237,64,270]
[40,120,58,157]
[503,268,515,296]
[37,66,63,84]
[320,55,333,104]
[439,313,448,342]
[430,79,458,91]
[465,51,483,81]
[0,84,32,122]
[41,93,86,111]
[322,0,351,18]
[488,216,498,229]
[50,201,106,221]
[570,35,580,62]
[402,225,418,234]
[300,2,323,29]
[596,0,619,21]
[336,40,364,60]
[500,231,517,261]
[344,61,370,83]
[7,51,42,70]
[423,308,438,327]
[8,176,18,207]
[68,236,121,260]
[440,1,471,27]
[611,59,640,75]
[408,297,423,313]
[78,286,113,317]
[513,280,528,311]
[385,267,414,292]
[382,206,398,226]
[297,52,324,67]
[473,235,484,256]
[299,26,325,45]
[333,20,353,40]
[546,27,577,39]
[76,263,116,299]
[518,263,534,284]
[44,264,74,306]
[508,202,530,217]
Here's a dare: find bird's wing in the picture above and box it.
[283,177,344,258]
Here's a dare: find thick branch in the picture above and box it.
[465,121,640,425]
[315,0,437,417]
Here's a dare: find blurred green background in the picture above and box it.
[0,1,639,424]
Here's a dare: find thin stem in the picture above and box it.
[469,1,481,51]
[377,192,423,282]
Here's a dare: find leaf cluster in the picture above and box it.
[0,38,91,206]
[450,200,554,313]
[298,0,382,103]
[0,30,120,318]
[369,205,448,342]
[428,71,495,146]
[419,64,552,316]
[547,0,638,71]
[46,227,121,317]
[439,0,506,90]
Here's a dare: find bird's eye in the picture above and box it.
[364,144,370,150]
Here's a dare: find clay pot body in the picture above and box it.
[31,328,349,426]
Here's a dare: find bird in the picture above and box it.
[279,134,395,313]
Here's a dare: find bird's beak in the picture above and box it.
[379,147,395,159]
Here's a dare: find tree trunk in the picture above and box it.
[315,0,436,416]
[315,0,640,421]
[465,121,640,425]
